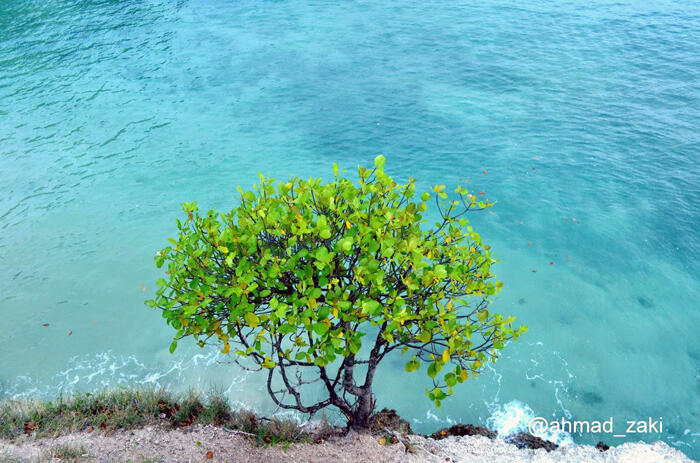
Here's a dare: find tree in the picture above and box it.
[147,156,526,429]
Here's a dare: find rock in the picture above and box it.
[505,432,558,451]
[368,408,412,434]
[299,419,341,439]
[596,441,610,451]
[431,424,496,440]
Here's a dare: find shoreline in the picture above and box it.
[0,389,693,462]
[1,423,692,463]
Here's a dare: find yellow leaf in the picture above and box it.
[442,349,450,363]
[221,343,230,354]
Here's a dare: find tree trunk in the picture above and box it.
[349,389,375,430]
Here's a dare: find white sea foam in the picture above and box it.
[487,400,574,446]
[1,348,251,401]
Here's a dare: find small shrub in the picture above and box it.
[149,157,527,428]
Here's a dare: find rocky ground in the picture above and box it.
[0,423,693,463]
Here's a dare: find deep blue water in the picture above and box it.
[1,0,698,457]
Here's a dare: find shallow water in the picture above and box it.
[1,0,698,457]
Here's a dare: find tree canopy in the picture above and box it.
[147,156,526,428]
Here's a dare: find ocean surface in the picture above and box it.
[1,0,698,457]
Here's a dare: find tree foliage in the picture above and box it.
[147,156,526,428]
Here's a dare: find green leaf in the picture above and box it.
[278,323,296,334]
[374,155,386,168]
[312,323,329,336]
[169,341,177,354]
[245,312,260,328]
[308,287,323,299]
[416,331,431,343]
[317,306,331,319]
[340,237,353,252]
[316,247,330,263]
[434,265,447,280]
[362,300,381,316]
[427,362,439,379]
[348,338,361,355]
[405,359,420,372]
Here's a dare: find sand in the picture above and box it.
[0,424,693,463]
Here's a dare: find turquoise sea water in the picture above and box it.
[1,0,698,457]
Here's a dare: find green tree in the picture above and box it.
[147,156,526,429]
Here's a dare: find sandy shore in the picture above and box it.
[0,423,693,463]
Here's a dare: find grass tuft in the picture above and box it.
[0,387,336,447]
[46,443,90,461]
[171,391,203,427]
[197,391,231,425]
[0,387,174,439]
